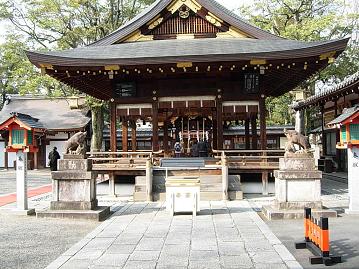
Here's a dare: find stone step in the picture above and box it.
[135,175,240,185]
[133,191,243,202]
[262,205,338,220]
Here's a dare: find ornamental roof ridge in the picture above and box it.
[90,0,282,46]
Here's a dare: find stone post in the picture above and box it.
[295,110,305,134]
[146,158,153,202]
[346,146,359,214]
[221,152,229,200]
[109,172,116,197]
[16,151,27,210]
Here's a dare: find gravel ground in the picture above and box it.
[0,215,99,269]
[0,170,51,196]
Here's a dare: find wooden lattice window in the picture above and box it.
[12,129,24,144]
[350,124,359,140]
[149,12,222,36]
[27,130,33,145]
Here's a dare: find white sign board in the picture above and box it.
[347,146,359,214]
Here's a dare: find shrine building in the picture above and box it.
[25,0,350,199]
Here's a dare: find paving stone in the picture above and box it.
[245,240,273,252]
[84,237,116,250]
[123,260,157,269]
[189,260,221,269]
[285,260,303,269]
[115,235,143,245]
[107,244,137,254]
[59,259,93,269]
[129,250,160,261]
[218,242,246,256]
[250,251,283,264]
[137,237,164,251]
[273,244,296,261]
[191,240,218,251]
[93,253,129,267]
[190,250,219,261]
[220,254,253,269]
[156,257,188,268]
[71,249,104,260]
[254,263,288,269]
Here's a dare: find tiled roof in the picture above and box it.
[0,95,90,131]
[293,71,359,111]
[27,38,349,67]
[10,112,45,129]
[328,105,359,125]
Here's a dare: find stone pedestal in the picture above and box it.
[37,155,110,221]
[263,156,336,220]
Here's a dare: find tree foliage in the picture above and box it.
[239,0,359,125]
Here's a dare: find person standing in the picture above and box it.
[48,147,61,171]
[174,141,182,158]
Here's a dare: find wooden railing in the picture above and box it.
[212,149,285,170]
[87,151,163,171]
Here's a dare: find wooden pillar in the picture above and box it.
[321,104,327,155]
[152,101,159,152]
[212,111,218,150]
[163,120,169,153]
[131,121,137,152]
[4,138,8,170]
[245,118,250,150]
[110,103,117,152]
[216,99,223,150]
[334,99,341,170]
[122,120,128,152]
[259,97,267,150]
[33,152,38,170]
[251,116,258,150]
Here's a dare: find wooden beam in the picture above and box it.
[122,120,128,152]
[259,97,267,150]
[152,101,159,152]
[110,103,117,152]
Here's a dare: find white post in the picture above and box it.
[295,110,305,134]
[346,146,359,214]
[16,151,28,210]
[109,173,116,197]
[146,158,153,202]
[221,152,229,200]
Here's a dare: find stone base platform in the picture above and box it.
[262,205,337,220]
[0,208,35,216]
[36,206,110,221]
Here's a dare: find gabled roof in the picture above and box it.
[328,105,359,126]
[91,0,281,46]
[0,112,45,131]
[0,95,91,131]
[293,71,359,111]
[27,37,349,67]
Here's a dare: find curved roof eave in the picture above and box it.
[90,0,282,46]
[26,38,350,68]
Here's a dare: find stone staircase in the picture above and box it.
[134,170,243,201]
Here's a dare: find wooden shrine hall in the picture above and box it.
[25,0,349,199]
[26,0,349,200]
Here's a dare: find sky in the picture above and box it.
[0,0,251,43]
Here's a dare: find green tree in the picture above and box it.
[239,0,359,125]
[0,0,156,150]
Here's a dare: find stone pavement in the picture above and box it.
[46,201,302,269]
